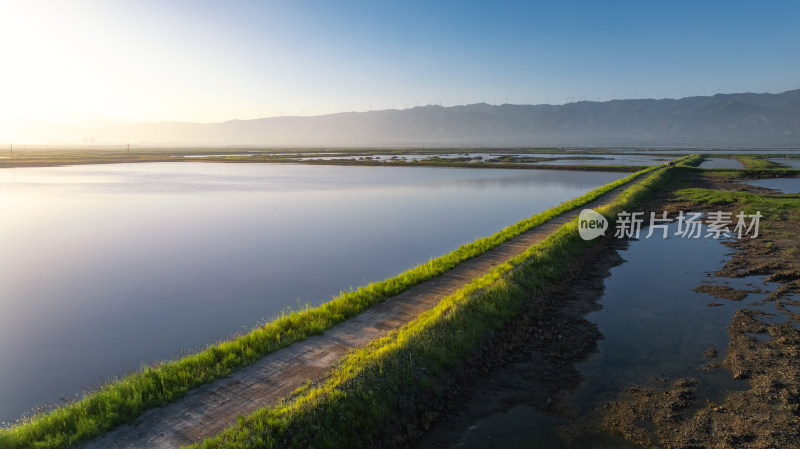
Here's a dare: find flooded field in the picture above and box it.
[743,177,800,193]
[0,163,624,423]
[295,153,673,166]
[613,149,800,155]
[570,225,765,415]
[529,155,671,166]
[770,158,800,169]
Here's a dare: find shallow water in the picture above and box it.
[439,222,769,448]
[297,153,673,166]
[744,177,800,193]
[769,158,800,169]
[572,225,760,413]
[0,162,624,423]
[528,155,672,166]
[614,149,800,154]
[699,158,744,169]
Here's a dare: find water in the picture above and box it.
[699,158,744,169]
[769,158,800,169]
[743,177,800,193]
[452,405,568,449]
[528,155,671,166]
[183,153,258,158]
[572,225,756,412]
[297,153,673,166]
[611,149,800,154]
[437,222,766,448]
[0,162,624,424]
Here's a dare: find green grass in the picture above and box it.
[699,167,800,179]
[0,162,667,449]
[183,158,693,449]
[674,187,800,228]
[672,186,800,259]
[733,154,781,170]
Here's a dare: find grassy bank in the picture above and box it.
[185,158,695,449]
[0,164,664,448]
[734,154,781,170]
[699,167,800,179]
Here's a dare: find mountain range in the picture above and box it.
[6,90,800,147]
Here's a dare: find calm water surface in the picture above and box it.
[444,222,767,448]
[572,224,758,411]
[744,177,800,193]
[0,162,624,423]
[770,158,800,169]
[298,153,673,166]
[529,154,671,166]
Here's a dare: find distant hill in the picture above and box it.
[7,90,800,147]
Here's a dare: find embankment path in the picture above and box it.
[80,181,633,449]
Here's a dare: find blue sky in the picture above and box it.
[1,0,798,122]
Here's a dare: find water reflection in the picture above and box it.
[744,177,800,193]
[573,224,755,412]
[770,158,800,169]
[423,222,764,448]
[0,162,624,423]
[297,153,673,166]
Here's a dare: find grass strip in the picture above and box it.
[733,154,782,170]
[701,168,800,179]
[0,163,663,449]
[186,156,694,449]
[673,187,800,240]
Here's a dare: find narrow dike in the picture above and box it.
[2,161,683,449]
[184,160,694,449]
[81,178,648,448]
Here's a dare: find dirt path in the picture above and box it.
[79,184,630,449]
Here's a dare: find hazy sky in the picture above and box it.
[1,0,799,123]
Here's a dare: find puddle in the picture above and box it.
[742,177,800,194]
[699,158,744,169]
[782,304,800,314]
[744,332,772,342]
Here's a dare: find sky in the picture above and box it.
[1,0,799,124]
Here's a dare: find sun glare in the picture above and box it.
[0,2,145,124]
[0,3,58,120]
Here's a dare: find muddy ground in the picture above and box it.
[411,170,800,449]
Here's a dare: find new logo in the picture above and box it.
[578,209,608,240]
